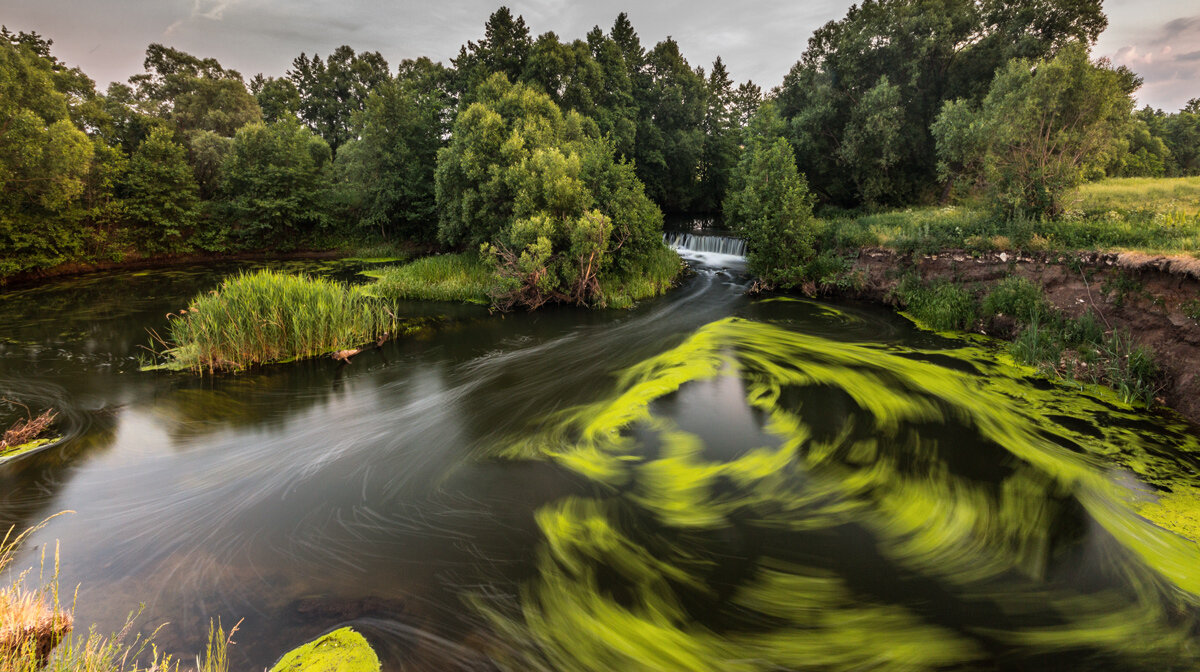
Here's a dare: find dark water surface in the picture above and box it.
[2,251,1199,671]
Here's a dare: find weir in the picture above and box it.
[663,232,747,257]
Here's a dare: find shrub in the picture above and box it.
[982,277,1050,324]
[895,277,977,331]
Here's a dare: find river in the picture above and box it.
[1,243,1199,670]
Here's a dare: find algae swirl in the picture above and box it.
[479,311,1200,671]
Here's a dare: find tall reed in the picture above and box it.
[160,270,399,372]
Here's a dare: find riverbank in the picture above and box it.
[816,247,1200,425]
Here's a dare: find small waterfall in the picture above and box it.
[663,232,747,257]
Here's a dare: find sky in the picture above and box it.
[1,0,1197,111]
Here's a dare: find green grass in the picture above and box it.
[364,253,494,304]
[156,270,402,372]
[894,276,977,331]
[816,177,1200,255]
[598,245,684,309]
[981,277,1051,324]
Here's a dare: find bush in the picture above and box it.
[982,277,1050,324]
[894,277,977,331]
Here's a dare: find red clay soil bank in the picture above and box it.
[829,248,1200,426]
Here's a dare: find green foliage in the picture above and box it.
[158,270,400,371]
[221,119,333,244]
[934,43,1134,218]
[121,126,199,250]
[287,46,390,155]
[725,105,816,284]
[365,253,493,304]
[982,277,1050,324]
[778,0,1107,207]
[129,44,261,137]
[436,73,670,309]
[335,66,448,242]
[894,277,978,331]
[632,38,707,213]
[1010,316,1064,370]
[0,37,95,275]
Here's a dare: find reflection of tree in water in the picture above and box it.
[472,318,1200,671]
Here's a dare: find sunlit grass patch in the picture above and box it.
[364,252,494,305]
[155,270,403,372]
[1075,176,1200,216]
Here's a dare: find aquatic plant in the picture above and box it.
[363,252,493,304]
[157,270,403,372]
[480,316,1200,671]
[268,627,380,672]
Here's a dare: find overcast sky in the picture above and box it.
[1,0,1197,111]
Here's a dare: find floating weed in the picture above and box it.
[479,317,1200,670]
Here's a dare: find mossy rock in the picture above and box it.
[269,627,381,672]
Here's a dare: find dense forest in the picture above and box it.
[2,2,1199,292]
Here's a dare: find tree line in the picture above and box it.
[1,3,1198,287]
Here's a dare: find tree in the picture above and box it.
[335,67,449,242]
[129,44,261,138]
[222,120,332,243]
[288,46,390,154]
[122,126,199,249]
[250,75,300,124]
[634,38,706,213]
[697,57,739,215]
[452,7,532,99]
[435,73,664,307]
[724,103,815,284]
[776,0,1107,206]
[0,37,94,274]
[933,43,1133,218]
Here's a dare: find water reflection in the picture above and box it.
[0,259,1197,670]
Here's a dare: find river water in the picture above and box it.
[1,247,1199,670]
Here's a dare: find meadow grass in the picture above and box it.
[818,177,1200,256]
[158,270,400,372]
[364,252,494,304]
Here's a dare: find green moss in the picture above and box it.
[268,627,381,672]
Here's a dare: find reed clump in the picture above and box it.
[365,252,494,304]
[159,270,400,372]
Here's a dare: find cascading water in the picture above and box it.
[663,232,747,257]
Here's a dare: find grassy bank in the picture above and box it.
[894,275,1160,406]
[817,177,1200,256]
[365,245,684,309]
[154,270,406,372]
[364,252,494,304]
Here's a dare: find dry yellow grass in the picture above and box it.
[0,586,73,665]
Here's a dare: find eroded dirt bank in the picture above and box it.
[825,248,1200,426]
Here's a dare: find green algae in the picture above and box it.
[0,436,58,464]
[477,315,1200,670]
[268,627,380,672]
